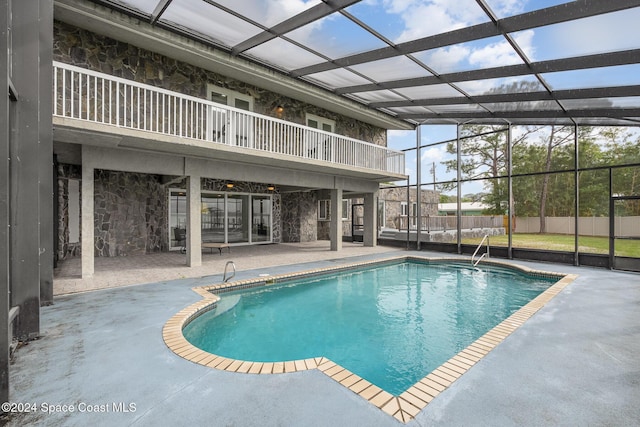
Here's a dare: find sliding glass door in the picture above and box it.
[169,190,271,247]
[169,190,187,250]
[201,194,225,243]
[227,194,249,243]
[252,195,271,242]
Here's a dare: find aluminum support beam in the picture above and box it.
[416,125,422,250]
[336,49,640,95]
[0,0,10,406]
[39,0,54,304]
[10,0,50,340]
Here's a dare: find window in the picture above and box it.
[378,200,386,228]
[318,200,330,220]
[306,113,335,132]
[401,201,408,216]
[342,199,349,220]
[411,202,418,228]
[208,85,253,111]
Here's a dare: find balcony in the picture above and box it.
[53,62,405,180]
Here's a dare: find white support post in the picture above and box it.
[364,191,377,247]
[187,175,202,267]
[81,155,94,278]
[330,188,343,251]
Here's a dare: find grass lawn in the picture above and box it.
[462,233,640,258]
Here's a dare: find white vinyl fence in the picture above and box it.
[515,216,640,237]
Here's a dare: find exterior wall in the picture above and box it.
[379,187,439,229]
[94,170,166,256]
[281,192,317,243]
[318,220,331,240]
[53,21,387,146]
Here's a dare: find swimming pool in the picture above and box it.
[164,256,575,422]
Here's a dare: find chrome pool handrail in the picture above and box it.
[472,235,490,267]
[223,261,236,283]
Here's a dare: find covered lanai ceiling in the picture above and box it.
[86,0,640,126]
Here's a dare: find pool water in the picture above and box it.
[183,261,556,395]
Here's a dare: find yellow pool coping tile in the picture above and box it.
[404,386,434,405]
[324,365,344,377]
[236,361,254,373]
[331,368,353,383]
[381,397,401,417]
[161,255,577,424]
[349,379,371,394]
[398,396,423,417]
[370,390,394,408]
[340,373,362,388]
[360,384,383,401]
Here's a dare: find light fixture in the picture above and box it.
[267,185,275,191]
[275,105,284,114]
[226,182,234,189]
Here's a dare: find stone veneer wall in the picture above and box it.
[380,187,440,229]
[53,21,387,146]
[201,179,281,243]
[281,192,317,243]
[94,170,166,256]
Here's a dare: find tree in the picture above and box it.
[537,125,574,233]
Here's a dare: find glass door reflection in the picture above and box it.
[227,194,249,243]
[252,195,271,242]
[201,194,225,243]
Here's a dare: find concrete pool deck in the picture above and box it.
[6,243,640,426]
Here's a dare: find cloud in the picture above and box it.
[383,0,487,43]
[421,145,446,162]
[419,44,471,73]
[485,0,525,17]
[265,0,320,26]
[467,30,534,67]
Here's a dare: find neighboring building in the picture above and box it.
[379,187,439,230]
[52,0,408,280]
[438,202,490,216]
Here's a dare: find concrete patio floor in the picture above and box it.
[6,242,640,426]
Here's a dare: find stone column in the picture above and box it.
[330,188,342,251]
[81,155,94,278]
[187,175,202,267]
[364,191,377,247]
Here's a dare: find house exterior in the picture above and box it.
[379,187,439,231]
[51,0,407,280]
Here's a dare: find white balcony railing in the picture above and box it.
[53,61,405,175]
